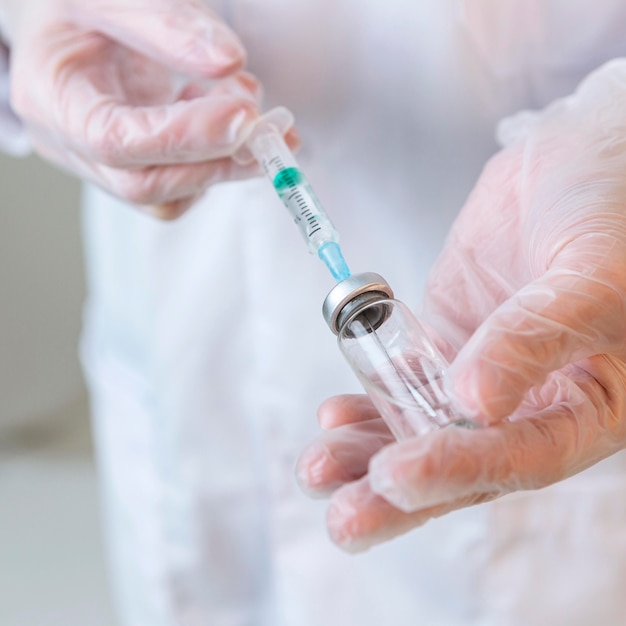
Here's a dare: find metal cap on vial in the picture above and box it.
[322,272,394,335]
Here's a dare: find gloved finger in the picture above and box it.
[32,134,256,205]
[208,72,264,102]
[317,394,382,430]
[96,155,261,205]
[296,419,393,498]
[33,124,300,208]
[420,148,524,352]
[368,364,621,513]
[447,238,626,424]
[102,125,300,204]
[65,86,260,168]
[327,475,493,553]
[71,0,247,78]
[173,72,262,107]
[107,126,299,209]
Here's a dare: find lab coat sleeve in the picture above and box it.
[0,40,30,156]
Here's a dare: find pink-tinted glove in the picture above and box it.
[2,0,296,219]
[297,59,626,552]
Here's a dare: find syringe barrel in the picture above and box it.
[248,123,299,179]
[247,123,340,254]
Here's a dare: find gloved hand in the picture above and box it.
[2,0,296,219]
[297,59,626,552]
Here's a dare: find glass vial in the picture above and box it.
[322,272,471,440]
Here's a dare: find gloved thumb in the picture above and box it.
[446,244,626,424]
[71,0,246,77]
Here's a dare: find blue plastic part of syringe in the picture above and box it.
[318,242,351,281]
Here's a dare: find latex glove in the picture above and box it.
[297,59,626,552]
[3,0,295,219]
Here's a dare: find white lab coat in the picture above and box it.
[78,1,626,624]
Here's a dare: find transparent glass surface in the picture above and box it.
[338,298,468,440]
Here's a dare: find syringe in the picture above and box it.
[234,108,351,282]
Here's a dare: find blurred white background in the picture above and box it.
[0,153,116,625]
